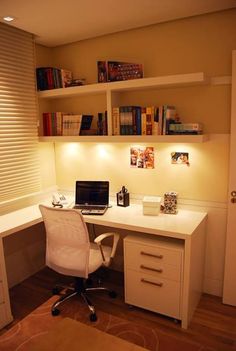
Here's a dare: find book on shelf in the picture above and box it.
[120,106,133,135]
[112,107,120,135]
[62,115,83,136]
[153,107,159,135]
[133,106,142,135]
[113,105,158,136]
[97,112,107,135]
[145,106,155,135]
[61,69,73,88]
[141,107,147,135]
[42,112,66,136]
[97,61,143,83]
[112,106,142,135]
[42,113,94,136]
[158,105,177,135]
[36,67,73,91]
[80,115,93,131]
[110,104,203,136]
[168,123,203,134]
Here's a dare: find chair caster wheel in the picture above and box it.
[109,291,117,298]
[51,308,60,316]
[90,313,97,322]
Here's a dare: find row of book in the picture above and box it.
[112,105,203,135]
[42,112,108,136]
[112,105,176,136]
[36,67,73,91]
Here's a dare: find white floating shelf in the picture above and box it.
[38,134,208,143]
[37,72,207,99]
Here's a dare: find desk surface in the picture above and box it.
[0,199,208,330]
[0,200,207,240]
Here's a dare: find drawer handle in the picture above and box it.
[140,251,163,259]
[141,278,163,287]
[140,265,163,273]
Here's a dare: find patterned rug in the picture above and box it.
[0,295,214,351]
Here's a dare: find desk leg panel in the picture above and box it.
[181,219,207,328]
[0,238,13,329]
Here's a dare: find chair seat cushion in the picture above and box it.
[47,243,112,278]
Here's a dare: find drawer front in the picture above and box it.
[125,241,182,268]
[138,261,181,281]
[125,270,181,319]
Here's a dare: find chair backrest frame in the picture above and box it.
[39,205,91,278]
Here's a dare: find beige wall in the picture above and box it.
[36,9,236,134]
[28,9,235,297]
[50,9,236,80]
[36,9,235,201]
[38,142,56,189]
[54,136,229,203]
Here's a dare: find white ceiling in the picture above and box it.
[0,0,235,47]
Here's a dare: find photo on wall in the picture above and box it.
[130,147,154,169]
[171,152,189,165]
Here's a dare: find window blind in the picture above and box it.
[0,23,41,203]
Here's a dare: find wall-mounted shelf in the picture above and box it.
[38,134,208,143]
[38,72,209,142]
[37,72,207,99]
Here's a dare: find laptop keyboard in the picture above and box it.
[73,205,106,210]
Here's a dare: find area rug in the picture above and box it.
[0,295,214,351]
[27,317,148,351]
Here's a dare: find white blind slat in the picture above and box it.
[0,23,41,204]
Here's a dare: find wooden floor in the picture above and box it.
[1,267,236,350]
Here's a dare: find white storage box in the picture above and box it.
[142,196,161,216]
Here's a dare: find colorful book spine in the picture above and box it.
[134,106,142,135]
[153,107,159,135]
[112,107,120,135]
[62,115,82,136]
[141,107,147,135]
[97,112,107,135]
[36,67,72,91]
[163,105,176,135]
[146,106,155,135]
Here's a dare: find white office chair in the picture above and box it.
[39,204,120,322]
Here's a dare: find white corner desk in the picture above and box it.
[0,201,207,329]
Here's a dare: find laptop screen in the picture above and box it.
[75,181,109,206]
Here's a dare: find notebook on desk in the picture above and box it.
[73,180,109,215]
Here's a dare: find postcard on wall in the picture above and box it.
[171,152,189,165]
[130,147,154,169]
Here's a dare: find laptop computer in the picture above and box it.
[73,180,109,215]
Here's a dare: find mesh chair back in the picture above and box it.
[39,205,90,278]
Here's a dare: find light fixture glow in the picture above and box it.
[3,16,15,22]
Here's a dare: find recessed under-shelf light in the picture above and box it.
[3,16,15,22]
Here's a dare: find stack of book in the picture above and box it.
[168,123,203,134]
[42,112,66,136]
[42,112,93,136]
[112,105,178,136]
[36,67,73,91]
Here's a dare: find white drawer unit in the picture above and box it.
[124,234,184,319]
